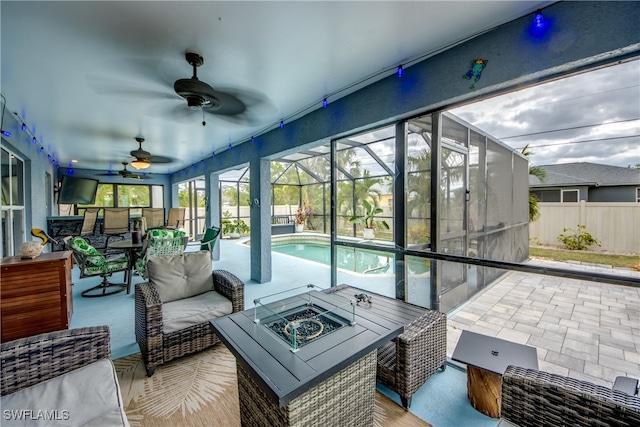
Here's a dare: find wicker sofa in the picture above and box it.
[135,251,244,376]
[500,365,640,426]
[0,326,129,426]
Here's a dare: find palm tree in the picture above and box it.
[521,144,546,222]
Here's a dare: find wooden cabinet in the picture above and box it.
[1,251,73,342]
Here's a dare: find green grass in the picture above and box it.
[530,247,640,270]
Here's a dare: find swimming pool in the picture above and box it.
[271,239,430,275]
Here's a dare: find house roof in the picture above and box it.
[529,163,640,188]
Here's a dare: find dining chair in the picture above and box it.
[103,207,130,247]
[67,236,128,297]
[134,229,187,278]
[80,208,101,236]
[142,208,166,229]
[194,226,221,259]
[167,207,186,229]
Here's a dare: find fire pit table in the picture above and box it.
[210,284,405,427]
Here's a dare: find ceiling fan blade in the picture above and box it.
[146,155,173,164]
[129,174,152,180]
[205,86,277,126]
[204,90,246,115]
[86,75,180,101]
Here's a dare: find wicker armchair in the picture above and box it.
[500,366,640,427]
[135,252,244,377]
[376,309,447,409]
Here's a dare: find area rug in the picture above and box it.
[114,346,432,427]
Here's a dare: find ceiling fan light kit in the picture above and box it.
[131,159,151,170]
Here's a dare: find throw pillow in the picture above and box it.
[147,251,213,303]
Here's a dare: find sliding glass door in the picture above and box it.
[178,178,206,240]
[1,147,26,257]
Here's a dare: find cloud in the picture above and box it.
[451,60,640,168]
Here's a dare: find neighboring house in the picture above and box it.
[530,163,640,203]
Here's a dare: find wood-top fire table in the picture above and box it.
[210,284,407,427]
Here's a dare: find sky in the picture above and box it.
[450,59,640,169]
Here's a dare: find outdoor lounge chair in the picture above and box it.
[376,309,447,409]
[135,251,244,376]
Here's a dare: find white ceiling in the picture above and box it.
[1,1,549,174]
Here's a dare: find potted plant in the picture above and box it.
[221,211,250,239]
[349,199,389,239]
[294,201,312,232]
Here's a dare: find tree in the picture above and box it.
[521,144,546,222]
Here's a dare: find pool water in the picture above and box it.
[272,242,430,275]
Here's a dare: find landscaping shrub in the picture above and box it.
[557,225,601,250]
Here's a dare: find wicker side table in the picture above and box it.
[237,350,376,427]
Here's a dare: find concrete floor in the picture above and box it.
[213,237,640,387]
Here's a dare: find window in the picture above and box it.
[561,189,579,203]
[78,183,163,215]
[636,188,640,203]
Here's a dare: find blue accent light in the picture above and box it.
[322,98,328,108]
[533,10,545,28]
[39,147,44,153]
[529,9,551,38]
[21,123,26,131]
[211,152,216,158]
[1,130,11,137]
[67,168,74,174]
[32,137,37,144]
[251,136,255,143]
[228,144,232,150]
[280,121,284,129]
[397,65,403,78]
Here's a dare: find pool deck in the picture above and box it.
[214,236,640,388]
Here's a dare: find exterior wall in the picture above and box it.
[530,202,640,254]
[533,186,638,203]
[589,186,638,202]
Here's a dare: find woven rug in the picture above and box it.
[114,345,432,427]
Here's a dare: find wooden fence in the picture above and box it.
[530,202,640,254]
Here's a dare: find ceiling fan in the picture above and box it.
[86,53,276,126]
[173,52,247,125]
[129,136,173,170]
[98,162,151,180]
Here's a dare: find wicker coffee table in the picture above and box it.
[452,330,538,418]
[210,285,405,427]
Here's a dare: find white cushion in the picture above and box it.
[0,359,129,427]
[162,290,233,334]
[148,251,213,303]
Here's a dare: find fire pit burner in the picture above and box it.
[265,306,348,348]
[284,318,324,340]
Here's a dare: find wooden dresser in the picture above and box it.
[1,251,73,342]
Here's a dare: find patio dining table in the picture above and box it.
[108,238,144,294]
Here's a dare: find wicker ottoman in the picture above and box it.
[237,350,377,427]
